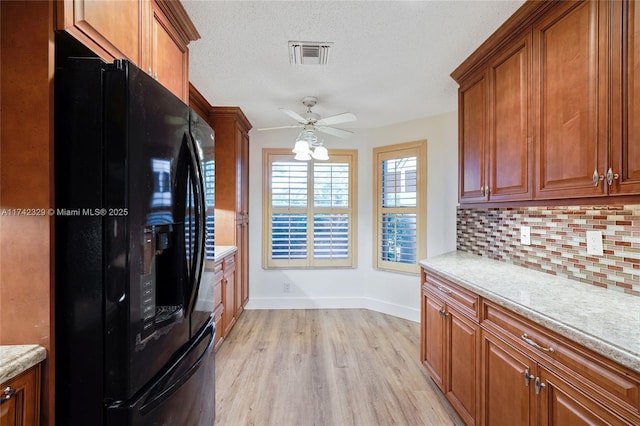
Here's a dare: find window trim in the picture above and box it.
[262,148,358,269]
[373,140,427,274]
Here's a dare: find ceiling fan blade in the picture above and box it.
[316,112,357,126]
[256,125,302,131]
[316,126,353,138]
[279,108,308,124]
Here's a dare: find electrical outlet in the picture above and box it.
[586,230,604,256]
[520,226,531,245]
[283,282,291,293]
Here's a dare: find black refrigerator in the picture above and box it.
[55,57,216,425]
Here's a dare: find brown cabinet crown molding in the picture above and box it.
[153,0,200,45]
[210,106,253,132]
[451,0,555,83]
[189,82,213,119]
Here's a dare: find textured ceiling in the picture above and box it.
[183,0,525,132]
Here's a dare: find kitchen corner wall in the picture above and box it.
[457,205,640,296]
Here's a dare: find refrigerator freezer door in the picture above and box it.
[107,319,216,425]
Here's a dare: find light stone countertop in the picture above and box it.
[0,345,47,384]
[419,251,640,374]
[214,245,237,262]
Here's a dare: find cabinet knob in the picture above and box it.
[606,168,619,186]
[534,376,546,395]
[523,369,534,386]
[1,386,16,403]
[592,169,604,187]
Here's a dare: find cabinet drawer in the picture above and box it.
[482,300,640,414]
[222,254,235,270]
[423,271,479,320]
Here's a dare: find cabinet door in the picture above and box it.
[446,308,479,426]
[150,1,188,102]
[610,0,640,195]
[459,70,489,203]
[57,0,142,64]
[488,33,532,202]
[537,367,628,426]
[534,0,608,199]
[222,256,237,337]
[422,291,446,391]
[237,222,249,309]
[481,330,535,426]
[0,365,40,426]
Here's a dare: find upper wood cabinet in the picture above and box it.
[56,0,142,63]
[458,33,532,203]
[458,69,488,203]
[610,0,640,195]
[145,0,194,101]
[56,0,199,102]
[533,0,608,200]
[489,33,532,202]
[453,0,640,204]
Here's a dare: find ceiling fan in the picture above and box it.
[257,96,357,138]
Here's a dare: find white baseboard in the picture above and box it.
[244,296,419,323]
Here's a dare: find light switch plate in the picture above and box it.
[520,226,531,245]
[586,230,604,256]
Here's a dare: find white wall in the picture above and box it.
[244,111,459,322]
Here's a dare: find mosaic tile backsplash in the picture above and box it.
[456,205,640,296]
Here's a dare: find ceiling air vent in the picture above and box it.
[288,41,333,65]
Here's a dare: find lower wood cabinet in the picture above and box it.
[480,329,537,426]
[221,254,237,338]
[421,273,480,426]
[421,268,640,426]
[213,250,242,350]
[0,363,41,426]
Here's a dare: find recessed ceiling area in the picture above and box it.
[183,0,525,131]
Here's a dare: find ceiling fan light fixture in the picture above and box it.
[311,145,329,161]
[294,151,312,161]
[292,140,311,155]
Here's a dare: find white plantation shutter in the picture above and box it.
[263,150,357,268]
[374,141,426,274]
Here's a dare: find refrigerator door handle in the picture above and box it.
[139,322,215,415]
[185,132,207,314]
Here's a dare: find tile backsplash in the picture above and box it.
[456,205,640,296]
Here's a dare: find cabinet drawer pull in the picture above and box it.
[1,386,16,404]
[437,285,452,295]
[521,333,555,353]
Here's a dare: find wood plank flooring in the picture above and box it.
[214,309,463,426]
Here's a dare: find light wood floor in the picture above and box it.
[214,309,463,426]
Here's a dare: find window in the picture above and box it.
[263,148,357,268]
[373,140,426,274]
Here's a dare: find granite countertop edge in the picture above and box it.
[214,245,237,262]
[419,252,640,374]
[0,345,47,384]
